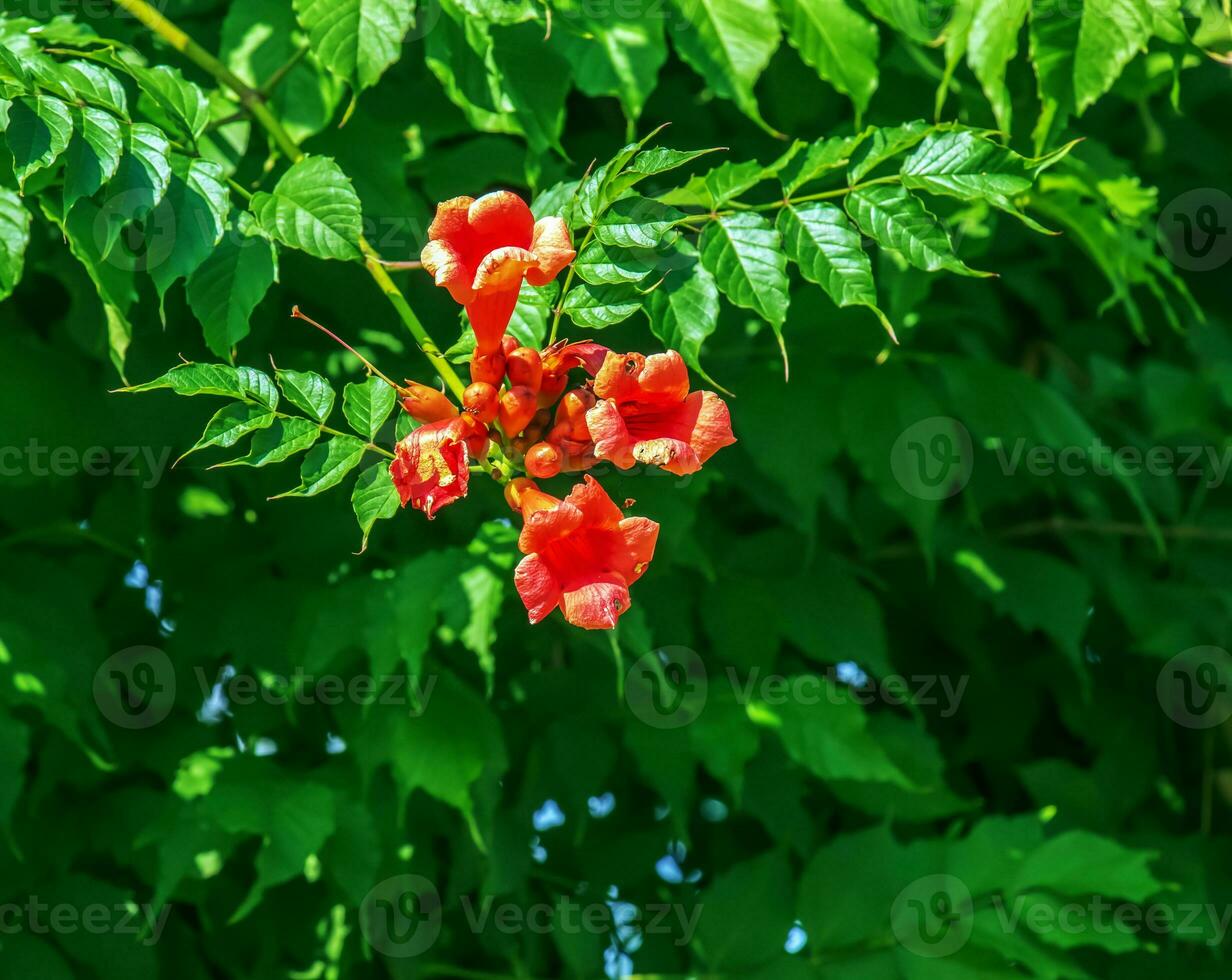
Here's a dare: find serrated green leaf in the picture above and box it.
[1010,831,1162,902]
[699,212,789,327]
[1029,0,1081,153]
[574,237,661,285]
[277,368,336,422]
[620,145,723,183]
[39,196,136,375]
[62,106,123,215]
[97,123,173,259]
[594,196,685,248]
[237,367,279,409]
[293,0,416,90]
[54,59,128,116]
[0,43,30,87]
[778,201,892,337]
[554,5,667,123]
[754,679,916,788]
[560,281,643,328]
[663,159,768,209]
[780,134,865,195]
[275,434,368,497]
[251,155,363,261]
[352,461,400,551]
[343,376,397,440]
[647,244,721,384]
[214,417,322,468]
[1074,0,1156,113]
[148,155,229,308]
[188,212,279,359]
[846,183,990,277]
[4,95,73,190]
[121,362,244,398]
[900,130,1069,233]
[457,563,503,690]
[847,120,932,182]
[221,0,342,144]
[424,6,519,139]
[128,64,210,141]
[667,0,781,131]
[487,22,571,156]
[777,0,879,117]
[0,186,30,302]
[966,0,1030,133]
[182,403,276,460]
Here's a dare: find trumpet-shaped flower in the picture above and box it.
[586,351,736,477]
[420,192,574,353]
[513,476,659,630]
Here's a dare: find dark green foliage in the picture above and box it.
[2,1,1232,978]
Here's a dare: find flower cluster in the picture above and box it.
[399,190,736,630]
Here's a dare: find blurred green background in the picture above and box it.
[3,0,1232,977]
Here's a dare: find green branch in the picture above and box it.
[109,0,468,403]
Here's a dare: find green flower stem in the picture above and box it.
[109,0,468,404]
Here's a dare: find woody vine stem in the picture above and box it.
[108,0,468,403]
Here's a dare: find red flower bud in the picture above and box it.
[506,347,543,392]
[400,381,458,424]
[470,349,506,386]
[525,442,562,479]
[537,371,569,407]
[554,388,596,441]
[498,385,538,437]
[504,476,539,512]
[462,381,499,424]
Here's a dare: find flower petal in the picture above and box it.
[593,351,646,402]
[514,554,561,624]
[427,196,475,242]
[586,398,636,470]
[420,239,475,305]
[468,191,534,248]
[526,216,575,286]
[518,497,585,555]
[632,437,700,475]
[473,246,538,293]
[637,351,691,403]
[560,574,631,630]
[565,474,625,529]
[617,516,659,581]
[687,389,737,467]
